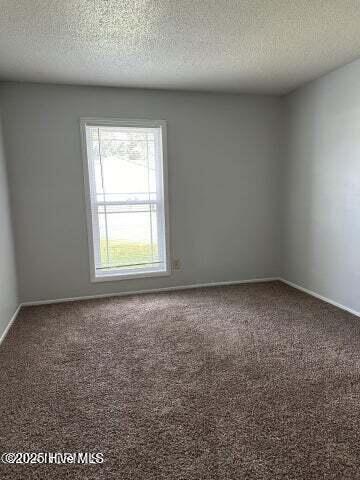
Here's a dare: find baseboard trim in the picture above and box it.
[21,277,280,307]
[0,304,22,345]
[279,278,360,318]
[6,278,359,336]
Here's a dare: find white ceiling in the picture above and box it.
[1,0,360,95]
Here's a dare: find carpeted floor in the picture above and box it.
[1,281,360,479]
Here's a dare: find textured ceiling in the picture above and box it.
[1,0,360,94]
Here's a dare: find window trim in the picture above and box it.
[80,117,171,283]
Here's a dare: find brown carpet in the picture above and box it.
[1,281,360,479]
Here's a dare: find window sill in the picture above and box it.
[91,268,171,283]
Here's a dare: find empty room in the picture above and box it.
[1,1,360,479]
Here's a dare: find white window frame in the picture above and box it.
[80,117,171,282]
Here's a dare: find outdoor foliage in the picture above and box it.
[100,240,157,268]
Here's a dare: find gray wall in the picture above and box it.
[0,83,284,302]
[283,58,360,313]
[0,111,18,336]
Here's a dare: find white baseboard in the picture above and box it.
[21,277,280,307]
[0,304,22,345]
[279,278,360,318]
[4,279,358,343]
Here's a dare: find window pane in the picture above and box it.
[97,206,159,269]
[89,127,157,203]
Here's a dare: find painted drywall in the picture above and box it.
[0,111,18,337]
[0,83,284,302]
[283,58,360,313]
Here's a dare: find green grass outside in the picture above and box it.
[100,239,158,268]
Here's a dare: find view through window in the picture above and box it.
[82,119,169,280]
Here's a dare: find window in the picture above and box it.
[81,118,170,281]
